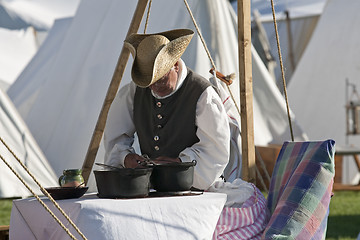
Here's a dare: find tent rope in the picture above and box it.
[255,165,268,192]
[183,0,243,120]
[183,0,216,70]
[255,148,271,192]
[270,0,294,141]
[0,154,79,240]
[0,136,87,240]
[182,0,271,189]
[143,0,152,34]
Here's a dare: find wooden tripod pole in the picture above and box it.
[82,0,149,184]
[238,0,256,183]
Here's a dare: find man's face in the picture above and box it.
[149,65,178,97]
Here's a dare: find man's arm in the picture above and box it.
[179,86,230,190]
[104,82,137,167]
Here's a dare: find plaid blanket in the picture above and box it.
[262,139,335,239]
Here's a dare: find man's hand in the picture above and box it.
[125,154,181,168]
[124,153,145,168]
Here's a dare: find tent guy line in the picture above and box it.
[0,136,86,240]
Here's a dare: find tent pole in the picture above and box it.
[82,0,149,184]
[285,10,295,72]
[238,0,256,183]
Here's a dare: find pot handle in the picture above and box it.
[58,175,64,186]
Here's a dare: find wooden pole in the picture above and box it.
[238,0,256,183]
[285,10,295,72]
[82,0,149,184]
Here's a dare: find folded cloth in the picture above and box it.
[208,179,254,208]
[210,179,269,239]
[262,140,335,240]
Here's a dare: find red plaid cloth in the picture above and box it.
[213,184,269,239]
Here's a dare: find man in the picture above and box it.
[104,29,230,190]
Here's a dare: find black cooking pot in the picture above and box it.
[150,160,197,192]
[94,168,152,198]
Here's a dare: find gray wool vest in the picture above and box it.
[133,69,212,159]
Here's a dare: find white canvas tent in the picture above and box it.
[232,0,326,87]
[0,88,58,198]
[0,27,38,91]
[288,0,360,184]
[0,0,80,31]
[0,0,80,198]
[0,0,80,89]
[8,0,307,191]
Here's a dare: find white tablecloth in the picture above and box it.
[10,192,227,240]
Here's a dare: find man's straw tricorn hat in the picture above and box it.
[124,29,194,87]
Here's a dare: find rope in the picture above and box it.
[255,148,271,190]
[226,85,241,117]
[183,0,273,189]
[270,0,294,141]
[143,0,152,34]
[0,136,87,240]
[183,0,216,70]
[255,165,268,192]
[0,154,78,240]
[183,0,244,120]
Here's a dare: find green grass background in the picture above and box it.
[0,199,12,226]
[326,191,360,240]
[1,191,359,239]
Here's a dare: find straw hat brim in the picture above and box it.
[124,29,194,87]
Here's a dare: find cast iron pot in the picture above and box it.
[94,168,152,198]
[150,160,197,192]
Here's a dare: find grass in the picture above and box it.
[326,191,360,240]
[1,191,360,239]
[0,199,13,225]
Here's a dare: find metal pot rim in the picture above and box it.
[153,160,197,168]
[94,167,152,175]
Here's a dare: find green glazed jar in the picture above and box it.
[59,169,84,187]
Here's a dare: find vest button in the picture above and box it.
[157,124,162,129]
[156,101,162,107]
[157,114,163,119]
[154,136,159,141]
[154,146,160,151]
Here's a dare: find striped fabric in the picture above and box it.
[262,139,335,239]
[213,184,269,240]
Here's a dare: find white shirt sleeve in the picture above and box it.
[103,82,137,167]
[179,86,230,190]
[104,81,231,190]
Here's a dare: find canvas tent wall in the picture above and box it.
[288,0,360,184]
[0,88,58,198]
[0,0,81,89]
[232,0,326,87]
[0,27,37,91]
[8,0,307,191]
[0,0,81,31]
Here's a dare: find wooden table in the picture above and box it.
[0,225,9,240]
[333,146,360,191]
